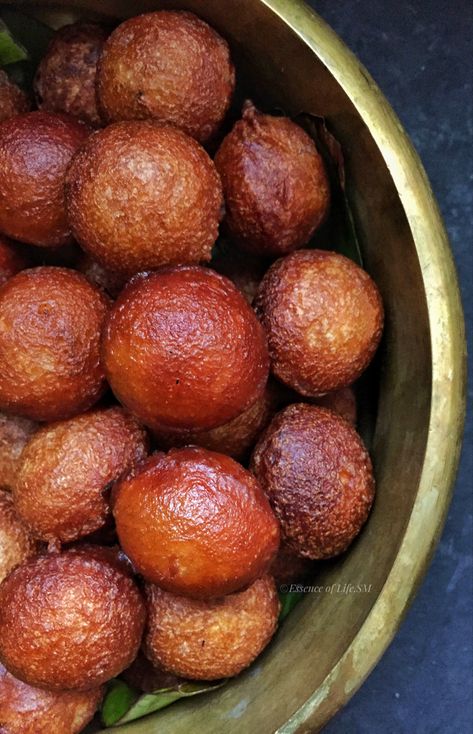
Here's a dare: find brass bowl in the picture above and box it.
[4,0,466,731]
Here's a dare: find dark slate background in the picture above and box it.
[306,1,473,732]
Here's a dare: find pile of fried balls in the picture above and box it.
[0,9,384,733]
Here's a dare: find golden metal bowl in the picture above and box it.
[4,0,466,731]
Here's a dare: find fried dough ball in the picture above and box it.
[0,235,31,286]
[0,111,90,247]
[312,386,357,425]
[0,267,109,422]
[76,252,127,298]
[113,447,280,598]
[251,404,375,559]
[102,267,269,432]
[96,10,235,142]
[0,71,31,123]
[0,662,103,734]
[144,576,279,680]
[14,407,148,544]
[255,249,384,396]
[0,414,37,492]
[34,22,108,127]
[65,121,223,276]
[0,548,146,690]
[0,490,37,584]
[153,382,278,461]
[270,542,314,589]
[215,102,329,256]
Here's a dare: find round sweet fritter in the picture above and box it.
[102,267,269,432]
[144,575,280,680]
[65,121,223,275]
[0,235,31,287]
[14,407,148,544]
[0,548,146,691]
[34,22,108,127]
[96,10,235,142]
[113,447,280,598]
[0,490,37,584]
[0,662,103,734]
[0,413,37,491]
[251,404,375,559]
[312,386,357,425]
[255,249,384,396]
[0,70,31,123]
[0,267,109,422]
[0,111,90,247]
[215,102,329,256]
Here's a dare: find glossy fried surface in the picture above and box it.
[0,413,37,492]
[144,576,280,680]
[102,267,269,432]
[66,121,223,275]
[113,447,280,598]
[251,404,375,559]
[97,10,235,142]
[14,407,148,543]
[0,111,90,247]
[255,249,384,396]
[0,549,146,690]
[215,102,329,256]
[0,662,103,734]
[0,71,31,123]
[34,22,108,127]
[0,235,31,287]
[0,267,109,421]
[0,490,37,584]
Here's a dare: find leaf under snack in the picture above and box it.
[0,9,54,89]
[0,19,28,65]
[278,590,304,622]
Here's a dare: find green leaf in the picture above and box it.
[0,20,28,65]
[296,113,363,266]
[278,590,304,621]
[101,678,226,727]
[0,10,54,89]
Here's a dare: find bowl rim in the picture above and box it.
[261,1,467,731]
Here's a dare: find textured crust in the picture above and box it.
[0,71,31,123]
[0,490,37,584]
[0,413,37,491]
[96,10,235,142]
[215,102,330,256]
[0,663,103,734]
[0,267,110,422]
[0,111,90,247]
[65,121,223,275]
[255,249,384,396]
[0,235,31,287]
[102,266,269,432]
[13,407,148,543]
[270,541,314,588]
[113,447,280,598]
[251,404,375,559]
[144,576,280,680]
[312,386,357,425]
[34,22,108,127]
[0,549,146,691]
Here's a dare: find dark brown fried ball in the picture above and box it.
[215,102,330,256]
[65,121,223,275]
[0,662,103,734]
[0,413,37,492]
[0,548,146,690]
[210,239,268,304]
[0,235,31,286]
[251,404,375,559]
[143,576,279,680]
[312,386,357,425]
[102,267,269,432]
[0,70,31,123]
[14,407,148,544]
[255,249,384,396]
[113,447,280,598]
[0,267,109,422]
[96,10,235,142]
[270,542,315,589]
[34,22,108,127]
[122,651,181,693]
[153,382,278,460]
[76,251,127,298]
[0,111,90,247]
[0,490,37,584]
